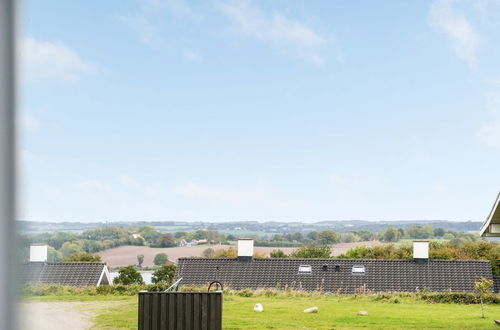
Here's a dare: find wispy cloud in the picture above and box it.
[218,1,327,64]
[429,0,482,66]
[117,0,199,46]
[115,14,161,46]
[21,37,96,84]
[146,0,198,19]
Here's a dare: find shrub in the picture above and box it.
[137,254,144,267]
[237,289,254,297]
[270,249,287,258]
[290,245,331,258]
[113,265,144,285]
[152,264,176,284]
[63,252,102,262]
[214,248,237,258]
[153,253,169,265]
[253,252,266,258]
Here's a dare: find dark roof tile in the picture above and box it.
[176,258,493,293]
[20,262,109,287]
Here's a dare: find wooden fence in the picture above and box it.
[138,292,223,330]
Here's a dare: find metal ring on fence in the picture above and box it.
[208,281,224,292]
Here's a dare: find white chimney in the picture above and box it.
[413,241,429,259]
[237,238,254,258]
[30,244,48,262]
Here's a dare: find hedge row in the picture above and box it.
[20,284,500,304]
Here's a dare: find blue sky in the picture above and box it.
[20,0,500,222]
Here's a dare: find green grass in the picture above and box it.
[24,294,500,329]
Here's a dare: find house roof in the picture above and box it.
[176,257,493,293]
[20,262,110,287]
[480,192,500,237]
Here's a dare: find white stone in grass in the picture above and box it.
[254,303,264,312]
[303,307,319,313]
[358,311,369,316]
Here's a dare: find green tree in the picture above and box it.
[406,225,434,239]
[341,232,360,243]
[317,230,340,245]
[290,245,331,258]
[47,232,79,250]
[204,229,219,242]
[60,241,83,257]
[174,231,187,239]
[139,226,160,244]
[113,265,144,285]
[382,228,401,242]
[433,227,445,237]
[474,277,493,318]
[152,264,176,284]
[154,234,176,248]
[355,230,376,241]
[270,249,287,258]
[306,231,318,241]
[153,253,169,265]
[443,232,454,240]
[63,252,101,262]
[47,246,63,262]
[137,254,144,267]
[291,232,304,242]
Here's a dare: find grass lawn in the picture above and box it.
[27,294,500,329]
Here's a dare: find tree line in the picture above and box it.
[260,241,500,276]
[18,223,483,263]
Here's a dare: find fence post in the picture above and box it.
[0,1,18,329]
[138,292,222,330]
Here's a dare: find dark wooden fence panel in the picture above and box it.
[138,292,223,330]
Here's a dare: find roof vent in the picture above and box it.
[413,241,429,260]
[298,265,312,274]
[30,245,48,262]
[352,265,365,275]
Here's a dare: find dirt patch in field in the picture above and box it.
[19,301,94,330]
[97,240,382,267]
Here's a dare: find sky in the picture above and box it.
[20,0,500,222]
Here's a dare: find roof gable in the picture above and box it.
[480,192,500,237]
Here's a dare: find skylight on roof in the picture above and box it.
[352,265,365,275]
[298,265,312,273]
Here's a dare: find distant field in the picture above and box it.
[27,294,500,329]
[96,245,296,267]
[97,241,382,267]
